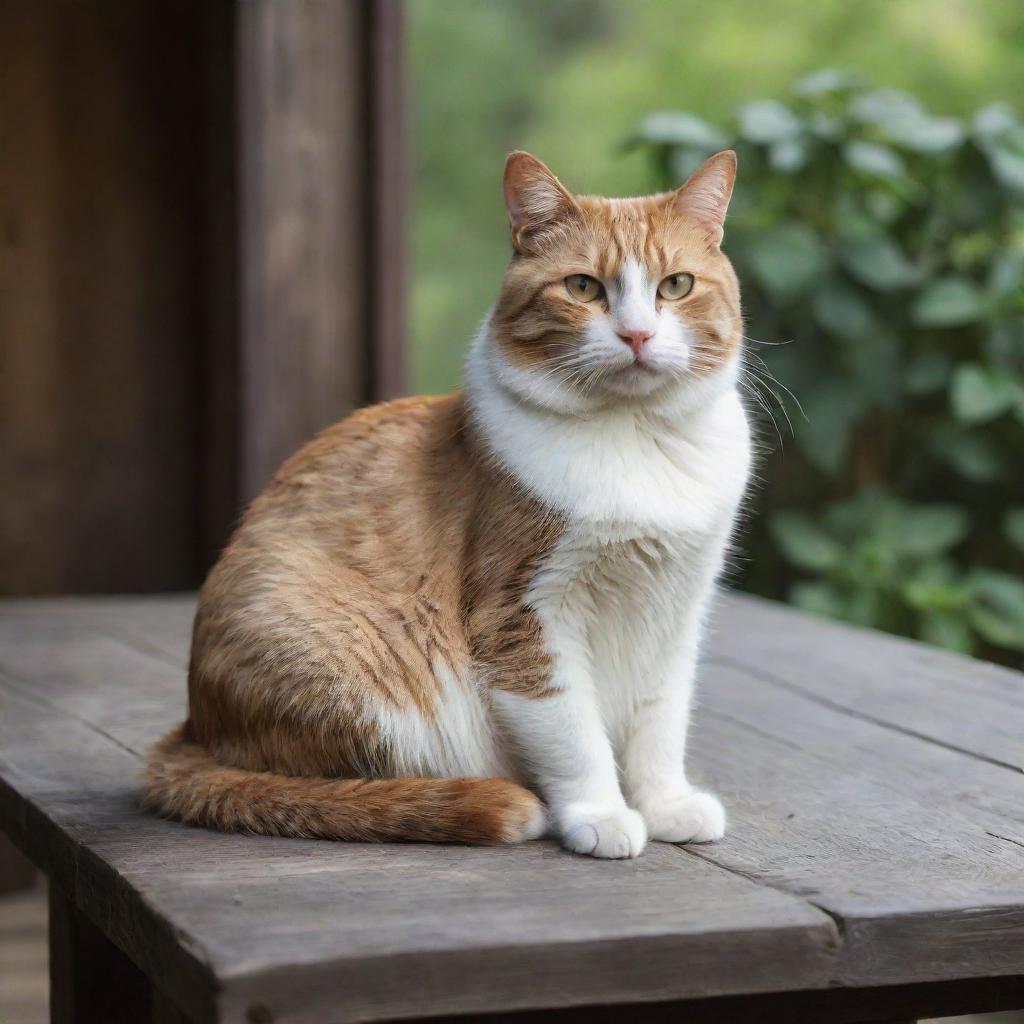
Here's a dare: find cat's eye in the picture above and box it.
[658,272,695,300]
[565,274,603,302]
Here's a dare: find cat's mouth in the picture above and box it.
[613,358,662,379]
[602,358,674,398]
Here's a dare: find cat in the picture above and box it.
[145,149,751,859]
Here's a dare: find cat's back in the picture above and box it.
[238,393,471,544]
[200,393,476,624]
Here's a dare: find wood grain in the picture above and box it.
[0,0,204,594]
[0,594,1022,1023]
[236,0,372,503]
[710,593,1024,771]
[49,883,153,1024]
[0,2,410,590]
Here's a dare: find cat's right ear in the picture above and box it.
[504,152,577,249]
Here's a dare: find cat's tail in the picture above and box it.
[143,724,547,845]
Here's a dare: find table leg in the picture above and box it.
[153,990,197,1024]
[48,882,153,1024]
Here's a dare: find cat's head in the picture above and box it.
[488,150,741,413]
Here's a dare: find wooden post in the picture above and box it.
[231,0,408,509]
[0,0,408,590]
[48,884,152,1024]
[367,0,410,403]
[199,0,408,563]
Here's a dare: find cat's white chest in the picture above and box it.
[525,390,750,739]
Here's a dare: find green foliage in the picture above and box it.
[633,75,1024,665]
[412,0,1024,396]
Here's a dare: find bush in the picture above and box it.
[631,71,1024,666]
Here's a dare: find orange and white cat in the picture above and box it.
[146,150,751,859]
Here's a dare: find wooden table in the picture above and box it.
[0,594,1022,1024]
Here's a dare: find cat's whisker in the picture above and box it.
[737,371,785,449]
[742,334,795,347]
[745,352,807,424]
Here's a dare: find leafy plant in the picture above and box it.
[631,72,1024,665]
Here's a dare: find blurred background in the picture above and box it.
[412,0,1024,669]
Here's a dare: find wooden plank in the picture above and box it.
[0,593,195,670]
[0,700,834,1023]
[0,602,837,1022]
[710,593,1024,771]
[392,976,1024,1024]
[685,656,1024,986]
[2,595,1023,1021]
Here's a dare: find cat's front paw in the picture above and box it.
[639,789,726,844]
[559,805,646,859]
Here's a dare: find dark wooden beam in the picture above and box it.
[235,0,370,503]
[0,0,205,594]
[0,1,409,588]
[367,0,410,403]
[49,883,153,1024]
[231,0,408,508]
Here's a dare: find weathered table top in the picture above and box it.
[0,593,1022,1024]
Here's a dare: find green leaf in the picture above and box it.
[746,223,826,299]
[810,110,842,141]
[974,102,1019,137]
[823,490,898,542]
[918,609,973,654]
[792,68,862,98]
[789,581,847,620]
[770,511,844,571]
[850,87,962,152]
[811,279,874,339]
[905,350,951,395]
[1004,509,1024,554]
[769,138,809,173]
[988,250,1024,297]
[739,100,802,144]
[985,145,1024,191]
[638,111,729,150]
[865,188,904,224]
[967,570,1024,652]
[844,585,884,628]
[950,363,1019,423]
[939,433,1006,483]
[851,89,923,128]
[904,578,970,613]
[843,330,903,408]
[890,504,969,557]
[796,381,863,475]
[843,140,906,179]
[840,235,919,291]
[912,277,986,327]
[895,114,963,153]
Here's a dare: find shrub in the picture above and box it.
[631,70,1024,666]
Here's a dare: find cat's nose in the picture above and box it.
[617,329,654,356]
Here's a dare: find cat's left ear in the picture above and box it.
[671,150,736,248]
[504,151,578,249]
